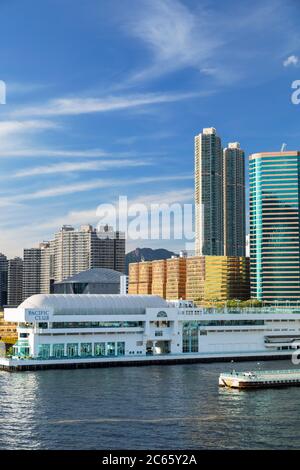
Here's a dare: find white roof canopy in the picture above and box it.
[19,294,168,316]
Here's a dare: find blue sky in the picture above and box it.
[0,0,300,256]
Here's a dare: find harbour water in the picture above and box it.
[0,360,299,450]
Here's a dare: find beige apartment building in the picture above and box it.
[151,260,167,298]
[166,257,187,300]
[128,255,250,303]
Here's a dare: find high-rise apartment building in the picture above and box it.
[23,248,42,300]
[94,225,125,273]
[38,224,125,291]
[195,127,223,255]
[250,151,300,305]
[18,225,125,299]
[53,224,125,283]
[0,253,8,307]
[195,129,246,258]
[53,225,92,282]
[223,143,246,256]
[40,241,55,294]
[7,257,23,306]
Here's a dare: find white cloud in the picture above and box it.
[0,119,57,137]
[283,54,299,67]
[125,0,222,83]
[12,91,198,118]
[0,174,192,205]
[0,147,111,158]
[120,0,300,85]
[26,188,193,231]
[13,159,152,178]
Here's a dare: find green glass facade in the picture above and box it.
[250,151,300,305]
[36,341,126,359]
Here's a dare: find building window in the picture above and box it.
[117,342,125,356]
[67,343,79,358]
[52,343,65,358]
[182,323,199,353]
[106,342,116,356]
[94,342,106,356]
[38,344,50,359]
[80,343,92,357]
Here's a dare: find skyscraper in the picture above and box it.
[53,225,92,282]
[195,127,223,255]
[249,151,300,305]
[7,257,23,306]
[92,225,125,274]
[223,142,246,256]
[40,241,56,294]
[0,253,8,307]
[23,248,42,300]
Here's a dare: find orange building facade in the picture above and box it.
[128,256,250,302]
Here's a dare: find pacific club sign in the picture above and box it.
[26,310,50,322]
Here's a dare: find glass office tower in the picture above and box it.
[249,151,300,306]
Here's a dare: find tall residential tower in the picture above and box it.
[7,257,23,307]
[195,128,223,255]
[223,142,246,256]
[23,248,42,300]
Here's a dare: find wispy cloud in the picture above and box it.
[0,147,111,158]
[13,159,152,178]
[0,174,192,205]
[0,119,57,137]
[11,91,198,118]
[33,188,193,230]
[124,0,222,83]
[283,54,299,67]
[120,0,300,85]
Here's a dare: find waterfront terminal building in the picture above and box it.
[2,294,300,370]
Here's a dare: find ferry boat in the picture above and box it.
[219,369,300,389]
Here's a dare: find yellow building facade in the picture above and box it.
[0,311,17,347]
[128,256,250,302]
[202,256,250,302]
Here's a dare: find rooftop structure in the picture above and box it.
[53,268,127,295]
